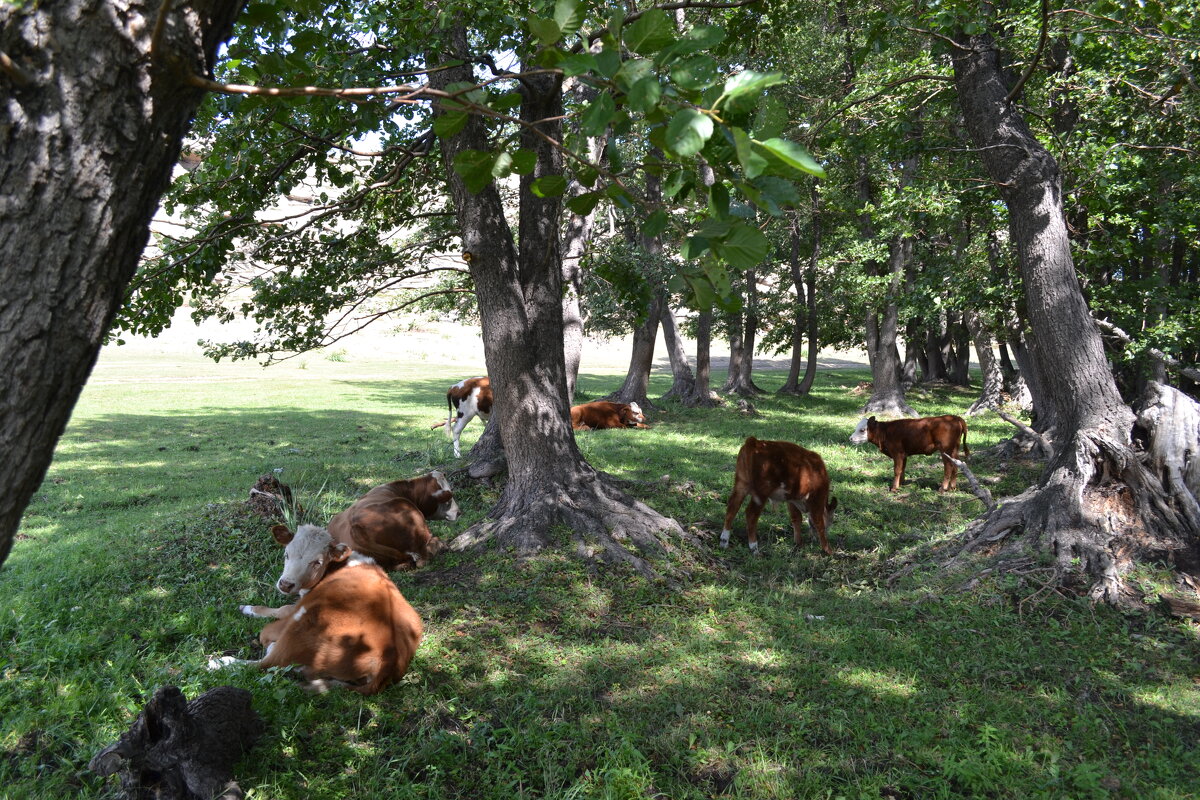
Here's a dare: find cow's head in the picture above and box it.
[849,417,875,444]
[270,523,350,595]
[427,470,460,520]
[623,402,647,427]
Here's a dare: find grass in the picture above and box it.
[1,345,1198,799]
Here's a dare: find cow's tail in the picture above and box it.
[960,420,970,459]
[737,436,759,473]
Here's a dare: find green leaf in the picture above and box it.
[666,109,713,157]
[627,76,662,113]
[684,274,717,309]
[559,53,598,77]
[530,175,568,197]
[681,236,710,261]
[491,152,515,179]
[732,127,767,179]
[753,137,826,178]
[658,25,725,64]
[615,58,654,92]
[575,163,600,188]
[594,49,622,78]
[453,150,497,194]
[707,181,730,218]
[581,93,616,137]
[642,209,669,239]
[719,70,785,107]
[529,17,562,45]
[433,110,468,138]
[566,191,602,215]
[488,91,522,111]
[624,9,676,55]
[510,150,537,175]
[554,0,585,37]
[670,55,720,92]
[696,217,733,239]
[712,222,769,268]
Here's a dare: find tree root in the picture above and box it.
[449,470,689,584]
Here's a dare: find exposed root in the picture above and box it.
[449,471,688,584]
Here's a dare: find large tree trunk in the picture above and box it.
[778,215,808,395]
[428,34,681,576]
[0,0,245,570]
[611,294,662,409]
[796,191,822,396]
[948,27,1197,605]
[695,308,714,403]
[948,313,972,387]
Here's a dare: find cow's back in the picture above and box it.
[739,438,829,498]
[328,491,439,571]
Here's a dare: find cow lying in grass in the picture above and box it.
[278,472,455,573]
[210,525,423,695]
[570,400,649,431]
[849,414,969,492]
[720,437,838,555]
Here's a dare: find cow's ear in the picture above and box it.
[329,543,351,562]
[868,416,877,423]
[271,524,294,545]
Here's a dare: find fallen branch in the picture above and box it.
[942,453,996,510]
[996,409,1053,461]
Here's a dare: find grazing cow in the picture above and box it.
[570,400,649,431]
[720,437,838,555]
[442,376,492,457]
[212,528,423,695]
[849,414,969,492]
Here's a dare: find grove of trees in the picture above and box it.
[2,0,1197,603]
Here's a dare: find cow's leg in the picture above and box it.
[786,500,808,548]
[720,484,749,548]
[239,603,296,619]
[941,447,959,491]
[744,498,766,553]
[799,493,834,555]
[449,412,473,457]
[891,455,906,492]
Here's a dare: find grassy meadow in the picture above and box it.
[1,335,1198,799]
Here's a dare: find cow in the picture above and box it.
[570,400,649,431]
[849,414,969,492]
[210,527,423,695]
[720,437,838,555]
[439,376,492,457]
[274,472,454,574]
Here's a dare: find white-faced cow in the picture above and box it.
[441,376,492,457]
[570,400,649,431]
[720,437,838,555]
[849,414,969,492]
[210,525,422,695]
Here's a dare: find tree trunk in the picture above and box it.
[778,215,808,395]
[611,294,662,409]
[901,321,924,388]
[949,313,972,387]
[0,0,245,569]
[695,308,714,403]
[949,27,1195,605]
[721,270,766,396]
[659,301,707,406]
[863,236,917,416]
[796,191,822,396]
[924,321,949,382]
[429,34,681,576]
[965,310,1003,415]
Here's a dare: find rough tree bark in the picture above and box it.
[948,313,972,387]
[0,0,245,570]
[862,235,917,416]
[659,301,707,405]
[948,27,1198,604]
[611,293,663,409]
[429,33,682,576]
[778,215,808,395]
[722,268,767,396]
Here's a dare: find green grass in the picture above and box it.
[2,348,1198,799]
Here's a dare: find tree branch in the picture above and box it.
[941,453,996,510]
[1005,0,1051,103]
[1094,317,1200,382]
[996,410,1054,461]
[0,50,33,87]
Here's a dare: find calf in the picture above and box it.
[849,414,969,492]
[443,376,492,457]
[570,400,649,431]
[212,527,422,695]
[720,437,838,555]
[294,473,452,573]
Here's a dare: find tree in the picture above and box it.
[0,0,244,570]
[948,14,1198,604]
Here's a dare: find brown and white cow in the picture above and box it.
[720,437,838,555]
[849,414,969,492]
[570,400,649,431]
[210,529,422,695]
[443,376,492,457]
[288,472,454,574]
